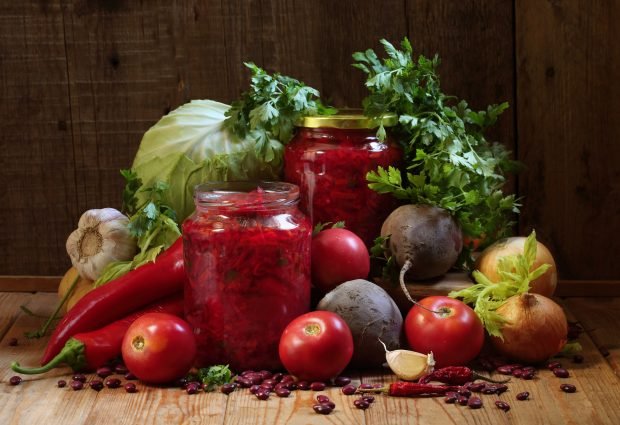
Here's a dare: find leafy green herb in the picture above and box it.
[194,365,233,392]
[312,221,346,235]
[94,171,181,287]
[449,231,551,338]
[225,62,336,164]
[354,38,521,264]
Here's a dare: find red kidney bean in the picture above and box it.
[468,397,483,409]
[310,382,326,391]
[553,368,570,378]
[124,382,138,393]
[516,391,530,401]
[560,384,577,393]
[495,400,510,412]
[9,376,22,386]
[334,376,352,387]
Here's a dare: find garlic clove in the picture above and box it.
[379,339,435,381]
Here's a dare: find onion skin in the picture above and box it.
[491,293,568,364]
[475,237,558,297]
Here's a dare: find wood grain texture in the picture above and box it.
[1,292,620,424]
[0,0,617,282]
[516,0,620,279]
[564,297,620,376]
[0,1,78,276]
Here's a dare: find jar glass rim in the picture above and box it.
[194,181,300,209]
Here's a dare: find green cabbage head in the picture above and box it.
[131,99,281,222]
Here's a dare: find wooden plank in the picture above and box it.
[360,315,620,425]
[556,281,620,298]
[405,0,516,162]
[0,1,77,276]
[1,292,620,423]
[564,297,620,376]
[0,276,61,293]
[516,0,620,279]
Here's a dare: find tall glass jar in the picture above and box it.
[182,181,311,371]
[284,112,402,246]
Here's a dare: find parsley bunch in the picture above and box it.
[225,62,336,164]
[354,38,520,258]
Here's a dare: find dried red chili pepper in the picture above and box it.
[12,295,183,374]
[418,366,509,385]
[40,238,186,364]
[382,382,462,397]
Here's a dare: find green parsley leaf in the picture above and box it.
[224,63,336,164]
[353,38,521,266]
[196,365,233,392]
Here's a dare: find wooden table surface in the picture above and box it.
[1,292,619,425]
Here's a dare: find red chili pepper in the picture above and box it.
[418,366,509,385]
[383,382,462,397]
[13,295,183,374]
[40,237,186,364]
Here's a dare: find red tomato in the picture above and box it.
[122,313,197,384]
[404,296,484,367]
[311,228,370,292]
[279,311,354,382]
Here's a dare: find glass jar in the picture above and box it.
[182,181,312,370]
[284,112,402,245]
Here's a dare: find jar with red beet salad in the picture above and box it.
[182,181,312,371]
[283,112,402,245]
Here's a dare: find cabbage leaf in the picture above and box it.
[130,99,281,223]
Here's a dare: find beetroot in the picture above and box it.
[380,204,462,301]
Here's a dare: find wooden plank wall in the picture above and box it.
[0,0,617,281]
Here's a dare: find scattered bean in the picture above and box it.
[334,376,351,387]
[341,384,357,395]
[560,384,577,393]
[310,382,326,391]
[362,395,375,404]
[96,367,113,378]
[353,399,370,410]
[275,387,291,398]
[9,376,22,386]
[313,403,333,414]
[516,391,530,401]
[124,372,138,381]
[553,368,570,378]
[297,381,310,391]
[105,378,122,389]
[495,400,510,412]
[57,380,67,388]
[186,383,199,394]
[220,383,236,395]
[457,396,469,406]
[255,390,270,400]
[316,395,330,404]
[467,397,483,409]
[547,361,562,371]
[70,380,84,391]
[89,380,104,391]
[72,374,86,383]
[114,364,129,375]
[124,383,138,393]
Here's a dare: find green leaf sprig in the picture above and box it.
[225,63,336,164]
[94,170,181,287]
[193,365,233,392]
[354,38,521,263]
[449,231,551,338]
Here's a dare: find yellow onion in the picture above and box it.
[476,236,557,297]
[491,293,567,364]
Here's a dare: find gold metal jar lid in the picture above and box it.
[297,111,398,129]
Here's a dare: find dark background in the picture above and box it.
[1,0,618,281]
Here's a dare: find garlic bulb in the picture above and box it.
[66,208,137,281]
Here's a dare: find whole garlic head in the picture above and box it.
[66,208,137,280]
